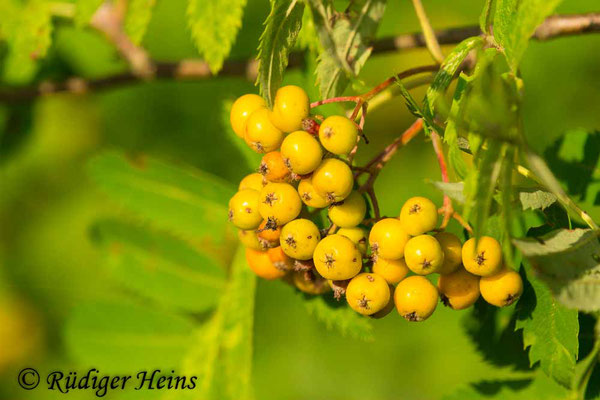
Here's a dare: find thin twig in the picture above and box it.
[431,131,454,229]
[411,0,444,63]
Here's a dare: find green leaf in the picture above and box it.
[493,0,563,70]
[479,0,495,34]
[187,0,248,74]
[256,0,305,106]
[513,229,600,311]
[87,151,235,242]
[431,181,465,204]
[92,219,226,313]
[395,79,425,120]
[297,5,321,53]
[515,268,579,388]
[444,74,471,180]
[442,374,569,400]
[74,0,104,27]
[519,189,557,211]
[124,0,156,45]
[302,294,374,342]
[65,300,195,372]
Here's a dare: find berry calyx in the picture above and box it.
[259,151,290,182]
[404,234,444,275]
[399,196,439,236]
[230,94,266,138]
[318,115,359,155]
[346,273,391,315]
[228,189,262,230]
[394,276,438,322]
[434,232,463,275]
[462,236,503,277]
[245,108,284,153]
[280,218,321,260]
[257,218,282,244]
[328,191,367,228]
[269,85,310,133]
[479,267,523,307]
[437,268,480,310]
[313,234,362,280]
[311,158,354,204]
[369,218,410,260]
[280,130,323,175]
[258,182,302,226]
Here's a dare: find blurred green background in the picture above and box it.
[1,0,600,399]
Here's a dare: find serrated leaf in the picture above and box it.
[124,0,156,45]
[519,189,557,211]
[256,0,304,106]
[513,229,600,311]
[431,181,465,204]
[302,293,374,341]
[92,219,226,313]
[442,374,569,400]
[87,151,235,242]
[515,269,578,388]
[395,79,424,120]
[187,0,248,74]
[74,0,104,27]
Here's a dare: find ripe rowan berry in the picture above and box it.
[318,115,359,155]
[346,273,391,315]
[280,130,323,175]
[298,177,329,208]
[230,94,266,138]
[245,248,286,280]
[394,276,438,322]
[280,219,321,260]
[404,235,444,275]
[238,172,265,192]
[259,151,290,182]
[434,232,463,275]
[313,234,362,280]
[369,218,410,260]
[462,236,503,277]
[370,285,396,319]
[245,108,284,153]
[372,257,409,284]
[269,85,310,133]
[479,267,523,307]
[311,158,354,204]
[267,246,294,272]
[228,189,262,230]
[399,196,439,236]
[257,218,282,243]
[238,229,265,251]
[337,227,368,255]
[437,268,480,310]
[258,182,302,226]
[293,271,330,295]
[328,191,366,228]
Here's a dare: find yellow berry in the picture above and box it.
[328,191,366,228]
[228,189,262,230]
[269,85,310,132]
[245,248,286,280]
[259,151,290,182]
[298,177,329,208]
[280,219,321,260]
[238,229,264,251]
[404,235,444,275]
[318,115,359,155]
[238,172,265,192]
[258,182,302,226]
[293,271,330,295]
[230,94,266,138]
[313,234,362,280]
[399,196,439,235]
[257,218,282,244]
[337,227,368,255]
[480,268,523,307]
[267,246,294,272]
[438,268,480,310]
[370,285,396,319]
[369,218,410,260]
[346,273,391,315]
[280,130,323,175]
[245,108,284,153]
[372,257,409,284]
[394,276,438,322]
[312,158,354,204]
[462,236,503,277]
[434,232,463,275]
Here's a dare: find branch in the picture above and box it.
[1,13,599,102]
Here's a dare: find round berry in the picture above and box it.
[318,115,359,155]
[238,229,264,251]
[462,236,503,277]
[328,191,366,228]
[313,234,362,280]
[370,285,396,319]
[269,85,310,133]
[480,267,523,307]
[245,248,286,280]
[434,232,463,275]
[230,94,266,138]
[280,130,323,175]
[267,246,294,272]
[337,227,368,255]
[245,108,284,153]
[280,219,321,260]
[293,271,330,295]
[258,182,302,226]
[311,158,353,204]
[257,218,282,244]
[372,257,409,285]
[298,177,329,208]
[369,218,410,260]
[259,151,290,182]
[394,276,438,322]
[346,273,391,315]
[238,172,265,192]
[228,189,262,230]
[404,235,444,275]
[399,196,438,236]
[438,268,480,310]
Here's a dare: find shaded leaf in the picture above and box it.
[444,74,471,180]
[431,181,465,204]
[124,0,156,45]
[442,374,569,400]
[519,189,557,211]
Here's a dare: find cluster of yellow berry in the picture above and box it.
[228,85,523,321]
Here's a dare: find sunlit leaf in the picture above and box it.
[74,0,104,27]
[519,189,557,211]
[124,0,156,44]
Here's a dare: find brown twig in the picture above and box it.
[1,13,599,102]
